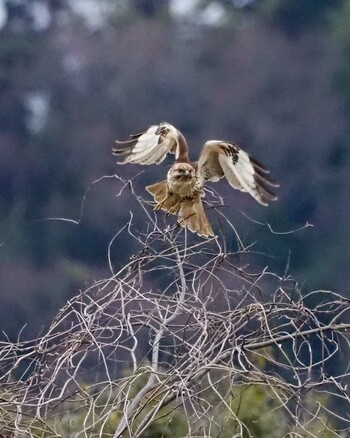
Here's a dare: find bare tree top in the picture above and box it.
[0,175,349,437]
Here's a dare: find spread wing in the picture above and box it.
[197,141,278,206]
[112,122,183,165]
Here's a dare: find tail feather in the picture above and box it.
[146,180,214,237]
[178,197,214,237]
[146,180,180,214]
[146,180,167,203]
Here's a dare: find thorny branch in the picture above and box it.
[0,174,350,437]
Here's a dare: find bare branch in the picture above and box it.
[1,174,349,437]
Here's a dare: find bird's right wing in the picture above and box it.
[113,122,184,165]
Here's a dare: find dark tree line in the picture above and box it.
[0,0,349,341]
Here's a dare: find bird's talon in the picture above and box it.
[168,204,179,214]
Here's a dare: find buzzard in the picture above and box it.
[113,122,278,237]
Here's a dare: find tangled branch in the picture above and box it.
[1,175,349,437]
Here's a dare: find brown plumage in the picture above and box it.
[113,122,278,237]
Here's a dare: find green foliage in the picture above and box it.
[21,372,339,437]
[225,385,287,437]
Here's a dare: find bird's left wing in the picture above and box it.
[113,122,180,165]
[197,141,278,206]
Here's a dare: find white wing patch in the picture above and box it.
[219,152,254,191]
[198,140,278,206]
[113,123,179,165]
[219,148,277,206]
[114,124,278,216]
[113,124,278,236]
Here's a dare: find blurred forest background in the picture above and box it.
[0,0,349,340]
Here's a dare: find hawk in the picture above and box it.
[113,122,278,237]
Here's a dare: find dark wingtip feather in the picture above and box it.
[257,193,278,207]
[112,143,133,164]
[254,171,280,190]
[112,148,128,156]
[254,172,279,204]
[258,187,278,205]
[249,156,270,174]
[252,161,280,188]
[112,137,139,157]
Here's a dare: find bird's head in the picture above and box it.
[169,163,195,180]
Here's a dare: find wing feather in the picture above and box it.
[112,123,179,165]
[198,141,278,206]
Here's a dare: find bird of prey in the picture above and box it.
[113,122,278,237]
